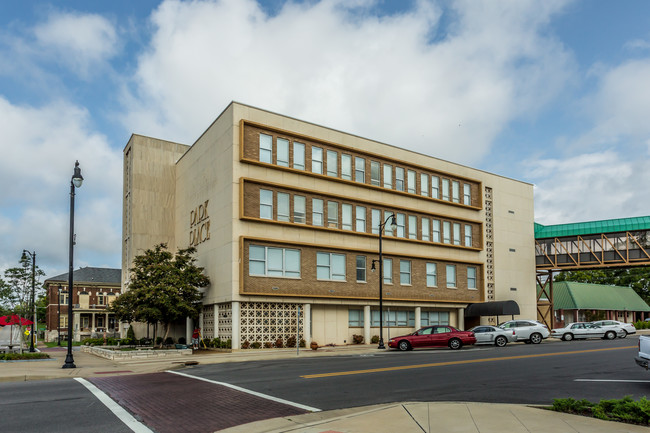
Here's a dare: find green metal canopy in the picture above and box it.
[548,281,650,312]
[534,216,650,239]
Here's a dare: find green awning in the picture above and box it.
[534,216,650,239]
[542,281,650,311]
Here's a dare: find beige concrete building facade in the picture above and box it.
[123,102,536,348]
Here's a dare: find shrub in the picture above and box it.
[225,339,232,349]
[241,340,250,349]
[178,337,186,344]
[299,338,306,348]
[156,337,163,345]
[275,338,284,348]
[286,336,297,348]
[0,352,50,361]
[164,337,174,345]
[120,338,134,346]
[551,396,650,426]
[352,334,364,344]
[139,337,152,346]
[251,341,261,349]
[127,325,135,341]
[264,342,273,348]
[371,335,380,344]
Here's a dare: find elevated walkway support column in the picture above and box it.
[536,270,554,330]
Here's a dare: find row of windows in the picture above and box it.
[248,245,477,288]
[348,309,450,327]
[259,189,476,247]
[259,133,475,205]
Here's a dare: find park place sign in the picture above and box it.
[189,200,210,247]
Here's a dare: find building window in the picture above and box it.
[468,266,477,289]
[407,170,416,194]
[356,255,366,282]
[59,292,68,305]
[442,178,450,201]
[383,258,392,284]
[453,222,461,245]
[355,157,365,183]
[97,293,105,306]
[327,150,338,177]
[396,167,405,191]
[408,215,417,239]
[446,264,456,288]
[260,189,273,219]
[294,195,306,224]
[432,176,440,199]
[443,221,451,244]
[349,309,364,327]
[371,310,415,327]
[421,311,449,326]
[249,245,301,278]
[327,201,339,228]
[312,198,324,226]
[426,263,437,287]
[277,192,290,222]
[259,133,272,163]
[356,206,366,232]
[400,260,411,285]
[465,225,472,247]
[341,154,352,180]
[370,161,381,186]
[383,164,392,189]
[384,211,394,236]
[432,219,441,242]
[463,183,471,206]
[372,209,381,234]
[277,138,289,167]
[421,173,429,197]
[422,217,430,242]
[317,252,346,281]
[395,213,405,238]
[312,147,323,174]
[60,314,68,328]
[342,204,353,230]
[452,180,460,203]
[293,142,305,170]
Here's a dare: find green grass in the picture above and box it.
[551,396,650,425]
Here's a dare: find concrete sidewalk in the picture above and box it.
[1,345,648,433]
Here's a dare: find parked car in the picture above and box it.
[635,335,650,370]
[469,325,516,347]
[551,322,622,341]
[498,320,550,344]
[388,325,476,351]
[590,320,636,338]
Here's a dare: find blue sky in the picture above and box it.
[1,0,650,278]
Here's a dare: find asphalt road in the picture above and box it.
[185,336,648,410]
[1,336,648,432]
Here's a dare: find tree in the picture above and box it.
[555,267,650,303]
[1,253,45,318]
[110,243,209,347]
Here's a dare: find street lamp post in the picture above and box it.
[21,250,36,352]
[63,161,83,369]
[371,213,397,349]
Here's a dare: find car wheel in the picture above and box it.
[398,340,411,351]
[530,333,542,344]
[562,333,573,341]
[495,336,507,347]
[605,331,616,340]
[448,338,462,350]
[621,330,628,339]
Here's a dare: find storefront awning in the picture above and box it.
[464,300,520,317]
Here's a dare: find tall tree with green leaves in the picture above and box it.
[555,267,650,303]
[110,243,209,347]
[1,253,45,318]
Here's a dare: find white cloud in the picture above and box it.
[120,0,574,165]
[33,11,118,77]
[0,97,122,277]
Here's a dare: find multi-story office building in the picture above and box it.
[123,102,535,348]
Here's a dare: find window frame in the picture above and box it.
[312,198,324,226]
[468,266,477,289]
[326,150,338,177]
[355,156,366,183]
[426,263,437,287]
[259,189,273,220]
[277,192,290,222]
[400,260,411,285]
[293,142,305,170]
[277,138,289,167]
[383,164,393,189]
[311,146,323,174]
[293,195,306,224]
[446,264,457,288]
[355,205,366,232]
[317,252,346,281]
[259,133,273,164]
[341,154,352,180]
[356,255,367,282]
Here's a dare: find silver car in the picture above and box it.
[590,320,636,338]
[469,325,516,347]
[498,320,550,344]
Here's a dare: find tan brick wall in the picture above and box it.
[241,238,482,303]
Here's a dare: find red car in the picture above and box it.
[388,325,476,351]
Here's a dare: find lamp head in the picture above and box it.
[371,261,376,272]
[389,214,397,232]
[72,160,84,188]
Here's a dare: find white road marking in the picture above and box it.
[74,378,153,433]
[574,379,650,383]
[167,370,321,412]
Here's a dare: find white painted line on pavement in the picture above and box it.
[75,378,154,433]
[166,370,322,412]
[574,379,650,383]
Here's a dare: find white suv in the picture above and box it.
[498,320,550,344]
